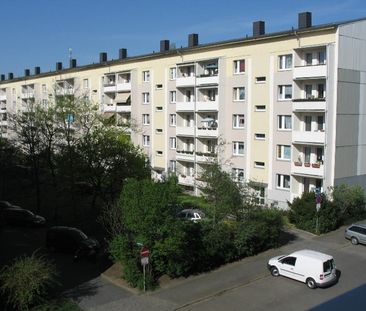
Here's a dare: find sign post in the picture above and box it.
[315,189,322,234]
[140,247,150,292]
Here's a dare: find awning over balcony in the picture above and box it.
[115,93,130,104]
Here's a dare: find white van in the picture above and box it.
[267,249,337,289]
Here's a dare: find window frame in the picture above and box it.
[142,70,150,82]
[278,54,293,70]
[142,114,150,125]
[278,115,292,131]
[232,141,245,156]
[277,174,290,190]
[233,87,246,101]
[169,137,177,149]
[278,85,292,100]
[277,145,291,161]
[233,59,245,74]
[169,114,176,126]
[232,114,245,129]
[142,92,150,104]
[142,135,150,147]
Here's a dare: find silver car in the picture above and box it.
[345,223,366,245]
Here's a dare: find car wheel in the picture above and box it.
[351,237,359,245]
[271,267,280,277]
[306,278,316,289]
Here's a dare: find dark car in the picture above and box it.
[46,226,100,261]
[2,207,46,226]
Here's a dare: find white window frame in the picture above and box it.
[278,54,293,70]
[156,106,163,111]
[278,115,292,130]
[156,128,163,134]
[83,79,89,89]
[143,70,150,82]
[142,92,150,104]
[142,114,150,125]
[169,114,176,126]
[278,85,292,100]
[254,161,265,168]
[233,114,245,128]
[255,105,266,112]
[277,174,290,190]
[170,91,176,103]
[277,145,291,161]
[169,160,176,172]
[254,133,265,140]
[233,87,245,101]
[233,59,245,74]
[142,135,150,147]
[169,137,177,149]
[233,141,245,156]
[232,168,245,182]
[169,67,177,80]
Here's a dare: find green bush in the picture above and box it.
[288,192,317,232]
[0,253,57,311]
[32,299,82,311]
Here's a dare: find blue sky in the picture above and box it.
[1,0,366,77]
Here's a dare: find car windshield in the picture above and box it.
[71,229,88,242]
[323,259,335,273]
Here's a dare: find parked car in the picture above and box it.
[46,226,100,261]
[177,209,205,222]
[268,249,337,289]
[0,200,15,209]
[2,207,46,226]
[345,223,366,245]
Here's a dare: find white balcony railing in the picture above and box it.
[196,127,218,137]
[196,75,219,86]
[0,95,6,101]
[293,99,326,111]
[293,64,327,79]
[176,76,196,87]
[292,162,324,177]
[21,92,35,99]
[176,151,195,162]
[196,100,219,111]
[178,174,195,186]
[103,85,117,93]
[116,82,131,92]
[176,101,195,111]
[292,130,325,145]
[176,126,195,136]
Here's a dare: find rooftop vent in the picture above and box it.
[298,12,312,29]
[119,48,127,60]
[56,62,63,71]
[70,59,77,68]
[8,73,14,80]
[34,67,41,75]
[100,52,107,63]
[24,69,30,77]
[160,40,170,52]
[253,21,265,36]
[188,33,199,47]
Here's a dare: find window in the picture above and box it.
[306,53,313,65]
[318,84,325,99]
[234,59,245,74]
[143,71,150,82]
[305,116,312,131]
[277,145,291,160]
[169,114,176,126]
[233,141,245,155]
[232,168,245,182]
[42,84,47,93]
[233,87,245,101]
[169,67,177,80]
[156,128,163,134]
[255,133,265,140]
[278,115,292,130]
[142,92,150,104]
[278,85,292,100]
[155,84,163,90]
[255,105,266,111]
[254,161,265,168]
[305,84,313,99]
[233,114,245,128]
[83,79,89,89]
[169,137,177,149]
[281,257,296,266]
[142,135,150,147]
[318,51,326,64]
[279,54,293,70]
[317,115,324,131]
[142,114,150,125]
[42,99,48,108]
[255,76,266,83]
[156,106,163,111]
[316,147,324,162]
[156,150,163,156]
[170,91,176,103]
[277,174,290,189]
[185,90,194,102]
[169,160,176,172]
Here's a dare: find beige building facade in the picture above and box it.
[1,12,366,208]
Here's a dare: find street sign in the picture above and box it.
[140,247,150,257]
[141,256,149,266]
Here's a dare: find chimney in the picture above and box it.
[8,73,14,80]
[253,21,265,36]
[0,74,5,81]
[298,12,312,29]
[160,40,170,52]
[56,62,63,71]
[188,33,199,47]
[100,52,107,63]
[25,69,30,77]
[34,66,41,75]
[70,59,77,68]
[119,48,127,60]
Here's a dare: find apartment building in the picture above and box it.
[1,12,366,209]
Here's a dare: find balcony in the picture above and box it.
[56,88,74,96]
[196,152,216,163]
[116,82,131,92]
[103,84,116,93]
[178,174,195,186]
[176,101,195,111]
[292,162,324,178]
[197,127,218,137]
[0,94,6,101]
[292,130,325,145]
[176,76,195,87]
[0,103,6,111]
[293,64,327,80]
[176,150,195,162]
[176,126,194,136]
[196,75,219,86]
[293,98,326,111]
[103,104,131,113]
[21,92,34,99]
[196,100,219,111]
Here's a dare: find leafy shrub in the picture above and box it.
[0,252,57,311]
[32,299,82,311]
[288,192,317,232]
[318,200,341,233]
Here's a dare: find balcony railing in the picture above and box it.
[178,174,195,186]
[0,94,6,101]
[196,127,218,137]
[116,82,131,92]
[196,99,219,111]
[293,64,327,79]
[176,126,195,136]
[196,75,219,86]
[292,161,324,177]
[176,76,196,87]
[293,98,326,111]
[292,130,325,145]
[176,101,195,111]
